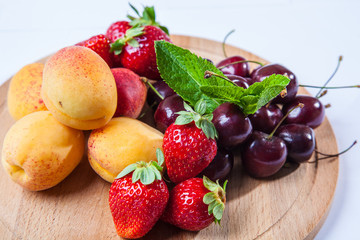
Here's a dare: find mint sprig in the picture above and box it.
[155,41,234,114]
[155,41,290,117]
[200,74,290,115]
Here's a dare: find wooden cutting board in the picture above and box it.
[0,35,338,240]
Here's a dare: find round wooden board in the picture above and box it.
[0,35,338,240]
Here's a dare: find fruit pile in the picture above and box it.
[1,4,353,239]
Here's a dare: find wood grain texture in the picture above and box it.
[0,35,338,240]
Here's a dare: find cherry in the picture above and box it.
[146,80,175,109]
[241,131,287,178]
[282,95,325,129]
[241,103,304,178]
[250,64,298,103]
[275,124,315,163]
[212,103,253,149]
[198,148,234,182]
[248,104,283,134]
[226,74,250,89]
[154,95,185,133]
[216,56,250,77]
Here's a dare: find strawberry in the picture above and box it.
[109,149,169,239]
[163,100,218,183]
[162,176,227,231]
[75,34,113,68]
[107,24,170,80]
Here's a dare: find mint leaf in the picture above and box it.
[155,41,234,113]
[200,74,290,115]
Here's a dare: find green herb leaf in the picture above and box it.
[155,41,235,114]
[200,74,290,115]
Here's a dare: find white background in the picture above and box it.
[0,0,359,239]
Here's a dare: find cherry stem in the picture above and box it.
[204,70,237,86]
[267,103,304,139]
[315,55,343,98]
[300,84,359,89]
[141,77,164,101]
[218,60,265,70]
[222,29,235,58]
[315,140,357,158]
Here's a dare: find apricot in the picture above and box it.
[42,46,117,130]
[112,68,147,118]
[88,117,163,183]
[1,111,85,191]
[7,63,47,120]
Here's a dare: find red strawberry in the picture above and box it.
[107,24,171,80]
[162,176,227,231]
[109,149,169,239]
[75,34,113,68]
[163,100,218,183]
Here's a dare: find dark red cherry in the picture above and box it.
[154,95,185,133]
[212,103,252,149]
[216,56,250,77]
[226,74,250,89]
[198,148,234,182]
[275,124,315,163]
[248,104,283,134]
[146,80,175,109]
[282,95,325,129]
[241,131,287,178]
[250,64,298,103]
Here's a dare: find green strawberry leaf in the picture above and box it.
[110,25,144,55]
[155,41,235,114]
[156,148,164,167]
[116,163,137,179]
[127,4,170,35]
[174,100,218,139]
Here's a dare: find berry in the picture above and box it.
[275,124,315,162]
[163,122,217,183]
[75,34,113,67]
[282,95,325,129]
[147,80,176,109]
[248,104,283,134]
[154,94,184,133]
[108,24,171,79]
[162,177,226,231]
[212,103,252,149]
[198,148,234,182]
[108,151,168,239]
[241,131,287,178]
[216,56,250,77]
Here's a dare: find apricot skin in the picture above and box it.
[7,63,47,120]
[42,46,117,130]
[1,111,85,191]
[112,68,147,118]
[88,117,163,183]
